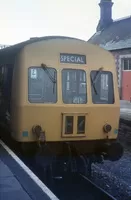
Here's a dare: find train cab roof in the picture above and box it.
[0,36,114,66]
[0,36,87,65]
[0,36,85,56]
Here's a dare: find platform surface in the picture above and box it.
[0,140,58,200]
[0,159,32,200]
[120,100,131,109]
[120,100,131,121]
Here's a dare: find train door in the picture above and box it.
[121,58,131,101]
[0,65,13,122]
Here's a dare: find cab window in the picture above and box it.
[62,69,87,104]
[90,70,114,104]
[28,67,57,103]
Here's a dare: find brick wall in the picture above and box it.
[111,49,131,99]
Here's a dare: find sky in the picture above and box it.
[0,0,131,45]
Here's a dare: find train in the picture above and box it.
[0,36,123,176]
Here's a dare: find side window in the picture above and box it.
[28,67,57,103]
[122,58,131,71]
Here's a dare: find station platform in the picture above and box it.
[0,140,58,200]
[120,100,131,122]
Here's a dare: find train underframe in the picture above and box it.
[0,120,123,178]
[20,139,123,178]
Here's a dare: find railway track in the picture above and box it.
[0,115,130,200]
[119,119,131,128]
[0,125,117,200]
[18,153,116,200]
[48,174,116,200]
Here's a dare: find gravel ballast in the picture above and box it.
[90,122,131,200]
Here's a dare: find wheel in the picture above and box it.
[21,142,37,156]
[76,155,92,177]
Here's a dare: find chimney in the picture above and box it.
[97,0,113,31]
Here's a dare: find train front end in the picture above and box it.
[11,37,123,163]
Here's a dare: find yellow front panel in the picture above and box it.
[11,105,119,142]
[11,38,120,142]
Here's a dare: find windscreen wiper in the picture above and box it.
[41,63,56,93]
[41,63,56,84]
[91,67,103,94]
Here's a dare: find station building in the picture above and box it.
[88,0,131,101]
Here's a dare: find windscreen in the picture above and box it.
[62,69,87,104]
[90,70,114,104]
[28,67,57,103]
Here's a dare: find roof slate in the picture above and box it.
[88,16,131,51]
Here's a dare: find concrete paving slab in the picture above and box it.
[0,159,13,178]
[0,176,31,200]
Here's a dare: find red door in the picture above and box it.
[122,71,131,101]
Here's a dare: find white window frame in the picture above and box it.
[120,54,131,71]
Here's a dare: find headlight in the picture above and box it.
[103,124,112,133]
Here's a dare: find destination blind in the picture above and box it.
[60,53,86,64]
